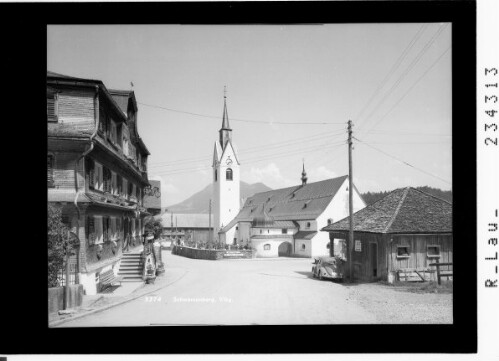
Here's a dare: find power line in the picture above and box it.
[151,142,347,177]
[365,130,451,137]
[353,136,451,185]
[356,24,449,134]
[354,24,428,121]
[148,128,347,168]
[362,46,452,137]
[137,101,347,125]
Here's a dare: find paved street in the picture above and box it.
[58,251,378,326]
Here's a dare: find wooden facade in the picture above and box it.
[329,231,453,282]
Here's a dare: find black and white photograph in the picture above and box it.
[47,22,456,328]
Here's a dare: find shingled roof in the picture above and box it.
[321,187,452,234]
[219,175,349,233]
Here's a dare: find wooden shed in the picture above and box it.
[321,187,452,282]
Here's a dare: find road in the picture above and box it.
[59,251,379,326]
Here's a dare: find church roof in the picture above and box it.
[219,175,349,233]
[321,187,452,234]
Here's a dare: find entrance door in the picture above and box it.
[278,242,291,257]
[370,243,378,278]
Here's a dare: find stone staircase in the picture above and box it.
[118,252,143,282]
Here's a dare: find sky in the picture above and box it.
[48,24,452,207]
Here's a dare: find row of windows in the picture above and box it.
[262,243,307,251]
[86,158,142,204]
[86,215,142,245]
[396,245,441,258]
[214,168,233,182]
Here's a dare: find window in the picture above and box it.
[427,245,441,258]
[264,244,271,250]
[110,217,117,240]
[117,174,122,195]
[111,172,117,195]
[47,91,58,122]
[103,216,110,242]
[110,121,117,144]
[123,178,128,198]
[103,167,111,193]
[94,216,103,244]
[94,162,103,191]
[123,136,129,157]
[397,246,410,258]
[306,222,311,229]
[215,169,217,182]
[282,229,288,234]
[132,184,137,200]
[259,229,262,234]
[95,271,100,284]
[128,181,134,199]
[226,168,233,181]
[301,244,306,250]
[326,242,330,249]
[86,216,95,245]
[236,226,238,230]
[327,218,333,225]
[47,155,54,187]
[86,158,95,190]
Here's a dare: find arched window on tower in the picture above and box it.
[226,168,233,181]
[215,169,217,182]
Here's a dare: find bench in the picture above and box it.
[98,270,124,292]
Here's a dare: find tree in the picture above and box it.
[48,203,78,288]
[144,217,164,240]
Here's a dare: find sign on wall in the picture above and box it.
[355,240,362,252]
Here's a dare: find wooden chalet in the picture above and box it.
[321,187,452,282]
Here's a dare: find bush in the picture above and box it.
[144,217,164,240]
[47,204,78,288]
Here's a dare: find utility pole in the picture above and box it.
[347,120,354,282]
[171,212,173,244]
[208,199,212,244]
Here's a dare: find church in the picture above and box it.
[212,92,366,258]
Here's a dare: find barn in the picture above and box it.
[321,187,452,282]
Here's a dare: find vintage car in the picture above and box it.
[312,256,345,280]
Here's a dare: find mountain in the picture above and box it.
[361,186,452,205]
[165,182,272,214]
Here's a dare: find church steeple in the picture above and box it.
[219,86,232,149]
[301,160,308,186]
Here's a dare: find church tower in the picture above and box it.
[212,88,240,242]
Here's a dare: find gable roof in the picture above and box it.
[321,187,452,234]
[219,175,349,233]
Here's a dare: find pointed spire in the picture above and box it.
[301,159,308,186]
[219,86,232,149]
[221,85,230,130]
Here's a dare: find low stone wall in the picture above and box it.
[173,245,255,260]
[48,284,84,314]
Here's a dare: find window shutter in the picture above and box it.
[47,155,54,186]
[103,167,109,192]
[86,216,95,244]
[86,158,95,189]
[47,93,57,122]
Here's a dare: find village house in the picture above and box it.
[47,71,152,294]
[158,213,213,245]
[321,187,453,282]
[218,170,366,258]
